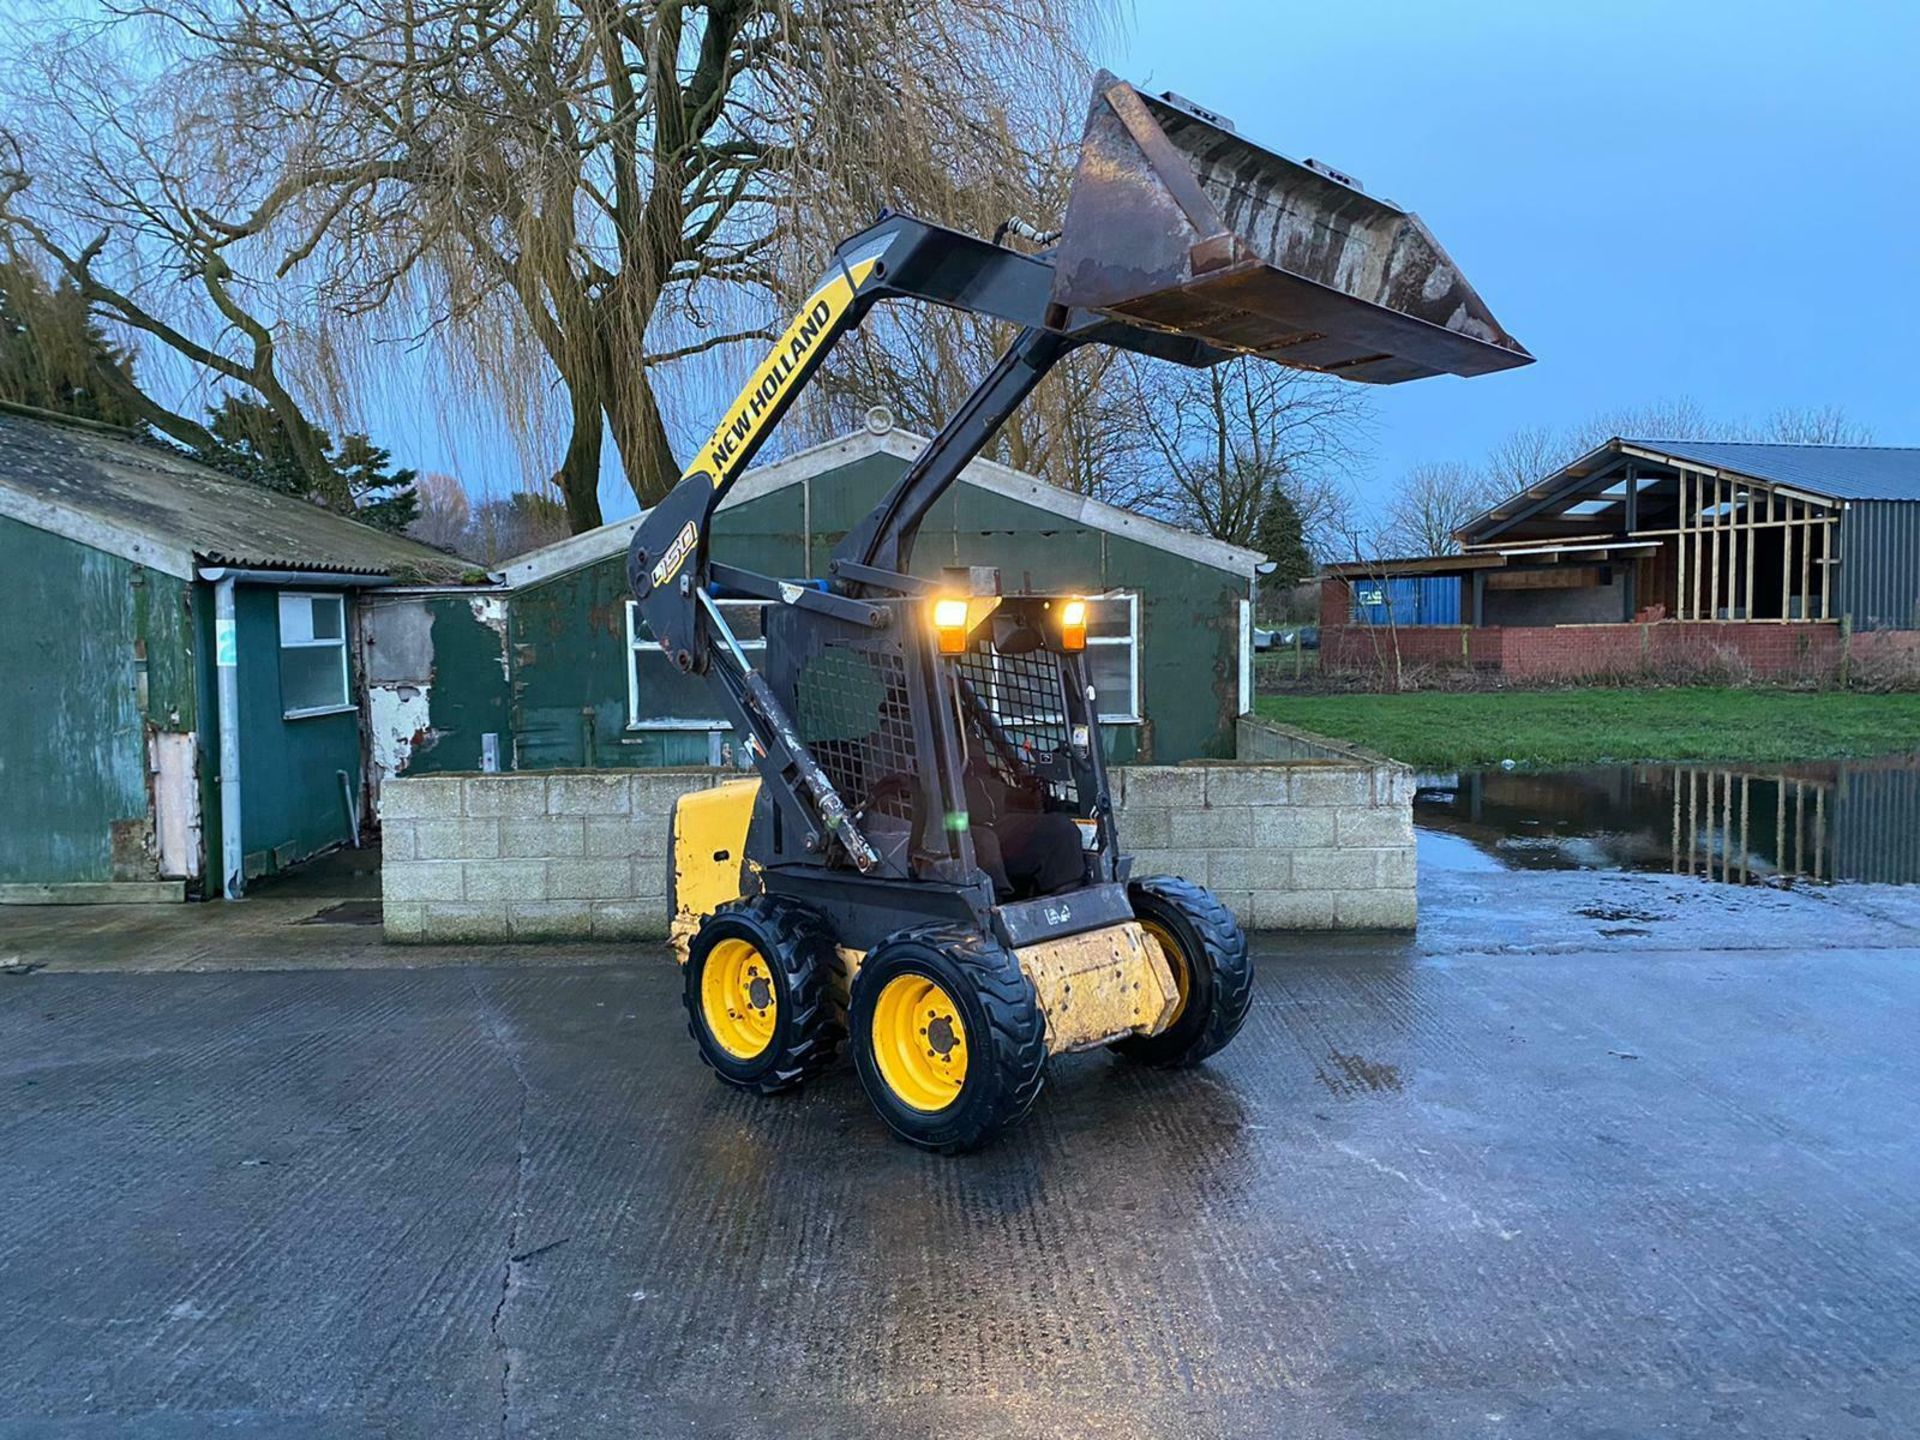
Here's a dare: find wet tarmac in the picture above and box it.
[3,862,1919,1437]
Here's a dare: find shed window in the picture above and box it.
[1084,593,1140,723]
[279,592,351,717]
[627,598,764,730]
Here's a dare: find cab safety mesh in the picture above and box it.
[793,642,916,819]
[953,646,1075,803]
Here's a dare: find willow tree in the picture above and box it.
[67,0,1119,531]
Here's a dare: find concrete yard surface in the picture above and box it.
[3,864,1919,1437]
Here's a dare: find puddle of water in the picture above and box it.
[1416,756,1920,886]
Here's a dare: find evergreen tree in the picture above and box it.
[198,394,419,532]
[1254,486,1314,588]
[0,257,143,426]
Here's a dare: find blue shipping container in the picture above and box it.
[1350,574,1463,626]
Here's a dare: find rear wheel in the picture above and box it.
[849,926,1047,1153]
[684,896,841,1095]
[1110,876,1253,1067]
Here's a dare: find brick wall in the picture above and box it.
[1320,619,1918,683]
[1320,576,1351,630]
[381,750,1418,943]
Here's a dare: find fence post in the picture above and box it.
[1840,613,1853,689]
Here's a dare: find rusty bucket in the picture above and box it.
[1053,72,1532,384]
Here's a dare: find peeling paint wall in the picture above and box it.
[0,514,199,887]
[149,730,201,877]
[362,592,511,786]
[370,681,434,777]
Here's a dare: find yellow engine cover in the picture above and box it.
[669,779,760,961]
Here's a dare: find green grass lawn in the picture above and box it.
[1254,688,1920,769]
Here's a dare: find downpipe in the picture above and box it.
[213,574,244,900]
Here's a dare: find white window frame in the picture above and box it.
[1085,592,1141,725]
[278,591,354,719]
[625,598,765,731]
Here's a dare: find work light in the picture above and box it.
[1059,598,1087,651]
[933,598,970,654]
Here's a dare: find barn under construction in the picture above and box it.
[1323,438,1920,680]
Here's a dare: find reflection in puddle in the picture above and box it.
[1416,756,1920,886]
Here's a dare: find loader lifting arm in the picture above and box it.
[624,215,1109,869]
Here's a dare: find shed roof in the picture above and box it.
[498,429,1267,589]
[1619,439,1920,502]
[0,402,468,582]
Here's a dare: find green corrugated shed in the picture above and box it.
[382,432,1262,780]
[0,402,465,901]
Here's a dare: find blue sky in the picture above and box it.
[382,0,1917,521]
[1110,0,1920,491]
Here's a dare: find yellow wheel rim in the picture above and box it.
[700,937,779,1060]
[870,973,969,1113]
[1142,919,1191,1025]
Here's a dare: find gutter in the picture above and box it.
[196,566,396,900]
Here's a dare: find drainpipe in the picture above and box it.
[198,567,395,900]
[213,574,244,899]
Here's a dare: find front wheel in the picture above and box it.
[1110,876,1253,1068]
[849,926,1048,1154]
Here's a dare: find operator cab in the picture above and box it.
[935,592,1113,900]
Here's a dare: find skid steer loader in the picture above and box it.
[633,73,1529,1152]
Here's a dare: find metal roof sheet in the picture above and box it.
[1622,439,1920,503]
[0,404,470,582]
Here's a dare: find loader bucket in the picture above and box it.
[1053,73,1532,384]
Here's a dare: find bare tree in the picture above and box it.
[1481,397,1877,501]
[1381,461,1499,557]
[1757,404,1873,445]
[465,492,571,564]
[1330,510,1409,691]
[1482,423,1567,499]
[408,470,473,552]
[0,57,345,497]
[1572,395,1720,451]
[791,88,1146,498]
[1119,355,1370,551]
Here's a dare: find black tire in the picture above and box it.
[848,926,1048,1154]
[683,895,842,1095]
[1110,875,1253,1068]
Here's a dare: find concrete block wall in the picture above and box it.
[1112,762,1416,932]
[381,770,725,942]
[382,749,1417,942]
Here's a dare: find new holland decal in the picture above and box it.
[684,252,884,494]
